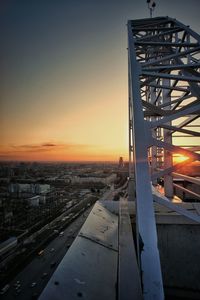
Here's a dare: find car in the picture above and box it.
[41,272,48,278]
[30,282,37,288]
[15,289,21,295]
[38,250,44,256]
[0,284,10,295]
[15,284,21,290]
[14,281,21,288]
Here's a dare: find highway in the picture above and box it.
[1,208,92,300]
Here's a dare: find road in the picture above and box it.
[100,185,115,200]
[1,208,92,300]
[100,183,127,201]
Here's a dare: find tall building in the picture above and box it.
[118,157,124,169]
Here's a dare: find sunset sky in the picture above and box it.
[1,0,200,162]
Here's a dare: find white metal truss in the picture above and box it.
[128,16,200,299]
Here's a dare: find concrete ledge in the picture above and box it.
[39,199,200,299]
[39,201,118,300]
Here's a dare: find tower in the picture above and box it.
[118,156,124,169]
[128,16,200,299]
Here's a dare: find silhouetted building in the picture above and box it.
[118,157,124,169]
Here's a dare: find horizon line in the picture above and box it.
[0,159,124,164]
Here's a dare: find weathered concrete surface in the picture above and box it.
[39,202,118,300]
[39,200,200,300]
[130,201,200,298]
[157,224,200,294]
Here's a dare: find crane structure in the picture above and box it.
[128,16,200,299]
[40,17,200,300]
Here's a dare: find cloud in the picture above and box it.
[0,142,118,162]
[0,142,92,155]
[42,143,56,147]
[10,143,59,152]
[0,142,125,162]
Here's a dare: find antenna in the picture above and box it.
[147,0,156,18]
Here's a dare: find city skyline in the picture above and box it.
[1,0,200,162]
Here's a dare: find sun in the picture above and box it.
[173,154,189,164]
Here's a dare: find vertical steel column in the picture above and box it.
[163,78,173,198]
[128,21,164,299]
[150,86,158,184]
[128,64,135,201]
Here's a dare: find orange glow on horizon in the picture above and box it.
[173,154,189,164]
[0,143,128,162]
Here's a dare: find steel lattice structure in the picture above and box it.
[128,17,200,299]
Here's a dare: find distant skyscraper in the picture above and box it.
[118,157,124,169]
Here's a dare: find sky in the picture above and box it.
[0,0,200,162]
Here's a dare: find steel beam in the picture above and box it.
[173,183,200,199]
[142,71,200,83]
[128,20,164,300]
[163,77,173,198]
[158,124,200,136]
[136,41,198,47]
[142,46,200,67]
[152,187,200,223]
[142,62,200,72]
[172,172,200,185]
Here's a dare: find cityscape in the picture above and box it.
[1,0,200,299]
[0,157,199,298]
[0,160,128,298]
